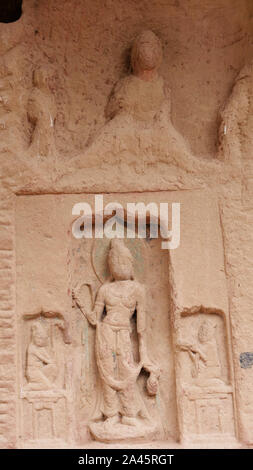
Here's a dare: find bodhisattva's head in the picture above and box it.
[108,239,134,281]
[131,30,163,78]
[198,320,215,344]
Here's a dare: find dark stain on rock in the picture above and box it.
[240,352,253,369]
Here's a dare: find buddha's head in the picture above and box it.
[198,320,215,344]
[108,239,134,281]
[131,30,163,76]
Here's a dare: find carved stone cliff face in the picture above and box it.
[0,0,252,449]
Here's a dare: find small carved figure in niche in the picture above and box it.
[27,67,56,158]
[25,321,57,390]
[179,320,223,387]
[73,239,159,440]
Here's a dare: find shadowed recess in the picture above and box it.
[0,0,22,23]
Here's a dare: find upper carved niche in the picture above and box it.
[70,30,208,175]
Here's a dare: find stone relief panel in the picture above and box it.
[19,311,72,446]
[0,0,251,450]
[15,190,236,447]
[175,312,236,442]
[1,15,250,195]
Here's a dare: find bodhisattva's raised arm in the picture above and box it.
[73,284,105,327]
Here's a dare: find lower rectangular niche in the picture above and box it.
[15,191,236,447]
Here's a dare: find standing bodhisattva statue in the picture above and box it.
[73,239,159,438]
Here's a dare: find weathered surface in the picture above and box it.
[0,0,252,448]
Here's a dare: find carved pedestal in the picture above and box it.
[20,390,70,446]
[180,385,236,445]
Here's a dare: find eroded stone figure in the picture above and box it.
[27,68,56,158]
[73,239,159,441]
[25,321,57,390]
[217,59,253,166]
[72,30,202,173]
[179,319,223,387]
[106,30,165,122]
[0,76,25,154]
[217,60,253,204]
